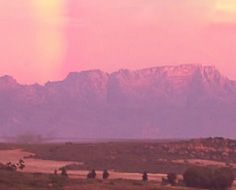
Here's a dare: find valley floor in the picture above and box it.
[0,169,204,190]
[0,138,236,189]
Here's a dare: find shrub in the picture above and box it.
[87,169,96,179]
[103,169,109,179]
[49,174,67,189]
[60,167,68,177]
[142,172,148,181]
[167,173,177,186]
[211,168,235,190]
[18,159,25,170]
[183,166,234,190]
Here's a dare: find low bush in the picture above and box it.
[183,166,234,190]
[167,173,177,186]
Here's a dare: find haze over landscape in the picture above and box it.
[0,64,235,139]
[1,1,236,190]
[0,0,236,140]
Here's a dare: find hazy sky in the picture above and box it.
[0,0,236,84]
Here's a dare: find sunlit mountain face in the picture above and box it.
[0,4,236,190]
[0,0,236,84]
[0,1,236,139]
[0,65,236,139]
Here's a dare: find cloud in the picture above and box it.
[211,0,236,22]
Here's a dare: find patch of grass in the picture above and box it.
[0,170,205,190]
[132,181,144,186]
[0,170,68,190]
[4,137,234,174]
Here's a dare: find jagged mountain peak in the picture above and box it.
[65,69,109,81]
[0,75,17,83]
[109,64,227,87]
[0,75,19,89]
[0,64,236,139]
[109,64,223,82]
[137,64,219,76]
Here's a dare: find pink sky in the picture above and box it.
[0,0,236,84]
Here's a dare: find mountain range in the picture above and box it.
[1,64,236,139]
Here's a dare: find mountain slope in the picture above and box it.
[0,64,236,139]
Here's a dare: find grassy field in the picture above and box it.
[2,137,234,174]
[0,138,235,189]
[0,170,203,190]
[65,179,203,190]
[0,142,190,174]
[0,170,54,190]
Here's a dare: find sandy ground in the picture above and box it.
[0,149,166,181]
[69,170,166,181]
[0,149,81,173]
[1,148,236,188]
[172,159,236,168]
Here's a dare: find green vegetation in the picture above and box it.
[0,170,202,190]
[0,159,25,172]
[102,169,110,179]
[0,138,235,189]
[65,179,204,190]
[0,170,65,190]
[87,169,97,179]
[183,166,234,190]
[142,172,148,182]
[4,137,234,174]
[60,167,68,177]
[167,173,177,186]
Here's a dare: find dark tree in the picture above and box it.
[6,162,17,171]
[161,177,168,185]
[211,167,235,190]
[87,169,96,179]
[142,172,148,181]
[167,173,177,186]
[183,166,234,190]
[184,167,215,188]
[60,167,68,177]
[18,159,25,170]
[103,169,109,179]
[91,169,96,178]
[19,159,24,164]
[18,163,25,170]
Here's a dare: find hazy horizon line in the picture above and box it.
[0,63,228,86]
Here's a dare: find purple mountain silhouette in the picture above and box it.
[1,65,236,139]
